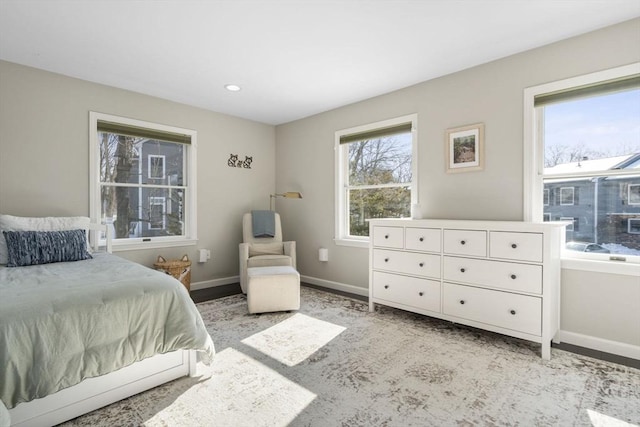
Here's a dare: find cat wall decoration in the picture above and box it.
[227,154,253,169]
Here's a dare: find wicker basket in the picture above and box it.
[154,255,192,292]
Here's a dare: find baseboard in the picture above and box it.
[556,330,640,360]
[191,276,239,291]
[300,275,368,297]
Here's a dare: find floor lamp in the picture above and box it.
[270,192,303,210]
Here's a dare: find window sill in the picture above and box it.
[110,238,198,252]
[334,238,369,248]
[561,257,640,277]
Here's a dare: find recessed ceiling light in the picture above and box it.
[225,84,241,92]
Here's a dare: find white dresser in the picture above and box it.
[368,219,565,359]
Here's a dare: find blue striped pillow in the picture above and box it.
[3,229,92,267]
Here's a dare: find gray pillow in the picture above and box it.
[3,229,92,267]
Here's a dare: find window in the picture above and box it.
[560,217,575,232]
[559,187,575,205]
[89,112,197,250]
[148,155,166,179]
[335,114,417,246]
[629,219,640,234]
[630,184,640,205]
[149,197,166,230]
[524,63,640,267]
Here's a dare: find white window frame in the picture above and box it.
[523,63,640,274]
[89,112,198,251]
[335,114,418,248]
[559,187,575,206]
[629,184,640,205]
[148,196,166,230]
[543,189,550,206]
[148,155,166,180]
[629,218,640,234]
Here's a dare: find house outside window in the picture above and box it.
[89,112,197,250]
[524,64,640,266]
[335,114,418,246]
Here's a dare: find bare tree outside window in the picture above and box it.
[99,134,185,239]
[347,134,412,236]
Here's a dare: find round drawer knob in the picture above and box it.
[384,285,389,289]
[419,262,424,267]
[384,258,389,262]
[385,234,389,239]
[460,268,466,273]
[459,300,465,305]
[510,309,516,315]
[460,240,466,245]
[419,292,424,296]
[419,237,424,242]
[510,274,517,280]
[511,243,518,249]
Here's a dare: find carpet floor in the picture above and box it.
[62,286,640,426]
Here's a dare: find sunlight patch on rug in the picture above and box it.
[242,313,346,366]
[144,347,316,427]
[587,409,637,427]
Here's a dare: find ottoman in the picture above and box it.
[247,266,300,314]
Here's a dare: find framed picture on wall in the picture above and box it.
[445,123,484,173]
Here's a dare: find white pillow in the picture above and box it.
[0,215,92,264]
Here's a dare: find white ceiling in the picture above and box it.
[1,1,639,125]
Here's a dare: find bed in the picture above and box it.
[0,216,215,427]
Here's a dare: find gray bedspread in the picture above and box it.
[0,253,215,409]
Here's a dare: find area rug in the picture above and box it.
[62,286,640,426]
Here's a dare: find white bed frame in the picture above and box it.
[7,225,201,427]
[9,350,197,427]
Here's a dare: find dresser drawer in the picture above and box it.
[443,256,542,294]
[373,249,441,278]
[373,271,441,313]
[490,232,543,263]
[443,283,541,336]
[372,226,404,248]
[405,227,441,252]
[443,229,487,257]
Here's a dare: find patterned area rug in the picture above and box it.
[63,286,640,426]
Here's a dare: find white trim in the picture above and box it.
[301,275,369,297]
[89,112,198,249]
[110,237,197,252]
[334,114,418,243]
[334,237,370,248]
[556,330,640,361]
[562,257,640,275]
[190,276,240,291]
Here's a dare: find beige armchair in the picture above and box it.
[239,212,296,294]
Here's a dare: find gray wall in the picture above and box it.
[0,19,638,352]
[0,60,276,283]
[275,19,640,349]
